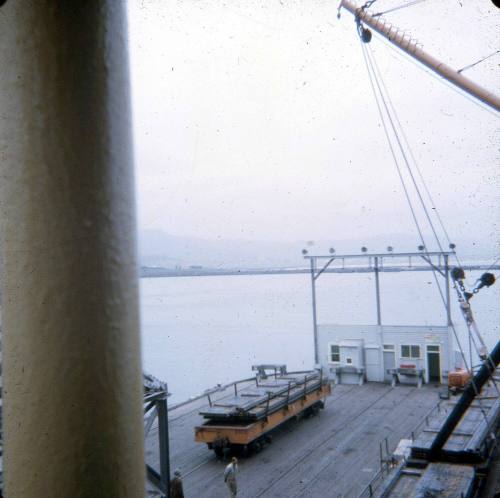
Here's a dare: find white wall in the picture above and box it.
[318,323,453,384]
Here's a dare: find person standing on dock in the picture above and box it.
[170,469,184,498]
[223,457,239,497]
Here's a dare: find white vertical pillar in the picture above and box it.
[0,2,145,496]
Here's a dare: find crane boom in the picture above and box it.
[428,339,500,459]
[339,0,500,112]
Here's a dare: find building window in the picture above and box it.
[427,345,440,352]
[330,344,340,363]
[383,344,395,351]
[346,357,352,364]
[401,345,420,359]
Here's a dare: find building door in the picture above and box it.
[365,347,380,382]
[383,345,395,383]
[427,345,441,383]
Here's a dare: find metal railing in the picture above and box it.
[357,436,399,498]
[357,468,385,498]
[204,370,326,416]
[409,400,446,442]
[357,399,445,498]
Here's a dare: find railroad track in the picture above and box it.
[253,386,402,498]
[168,385,355,480]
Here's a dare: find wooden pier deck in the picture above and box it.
[146,382,440,498]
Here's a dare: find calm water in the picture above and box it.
[140,271,499,402]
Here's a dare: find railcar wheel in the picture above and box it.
[252,441,262,453]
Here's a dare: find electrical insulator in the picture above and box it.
[451,267,465,281]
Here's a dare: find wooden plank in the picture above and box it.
[182,384,393,498]
[147,383,361,495]
[146,383,439,498]
[284,385,439,498]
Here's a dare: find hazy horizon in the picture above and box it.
[138,227,498,269]
[128,1,499,256]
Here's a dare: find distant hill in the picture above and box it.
[138,230,303,269]
[138,230,498,270]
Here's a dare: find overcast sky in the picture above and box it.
[127,0,499,253]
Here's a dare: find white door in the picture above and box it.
[365,347,380,382]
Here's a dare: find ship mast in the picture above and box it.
[339,0,500,112]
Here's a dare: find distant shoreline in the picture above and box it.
[140,267,310,278]
[139,263,499,279]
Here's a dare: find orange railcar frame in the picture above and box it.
[195,383,331,446]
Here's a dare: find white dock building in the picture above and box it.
[318,324,461,386]
[304,251,466,387]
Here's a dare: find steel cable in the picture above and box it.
[362,38,497,379]
[358,38,471,371]
[373,0,428,17]
[367,46,462,265]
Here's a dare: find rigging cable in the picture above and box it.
[361,41,448,288]
[366,43,480,303]
[360,35,496,379]
[367,47,458,258]
[458,50,500,74]
[357,24,496,385]
[373,0,428,17]
[356,1,498,416]
[487,255,500,270]
[366,45,447,255]
[358,36,471,371]
[375,32,499,117]
[358,42,428,253]
[360,39,448,307]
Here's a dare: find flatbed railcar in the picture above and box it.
[194,365,331,457]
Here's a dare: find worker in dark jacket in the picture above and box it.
[170,469,184,498]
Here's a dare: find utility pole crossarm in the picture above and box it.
[339,0,500,113]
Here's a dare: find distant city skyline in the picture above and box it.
[128,1,499,255]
